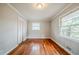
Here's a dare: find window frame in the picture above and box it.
[32,23,40,31]
[59,10,79,40]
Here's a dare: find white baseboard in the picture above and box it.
[26,37,50,39]
[4,37,72,55]
[50,37,73,55]
[4,44,18,55]
[4,37,50,55]
[4,37,28,55]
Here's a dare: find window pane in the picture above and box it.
[32,23,40,27]
[60,10,79,40]
[32,27,40,30]
[32,23,40,30]
[62,19,72,26]
[72,16,79,25]
[71,25,79,39]
[61,26,71,37]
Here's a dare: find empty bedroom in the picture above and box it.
[0,3,79,55]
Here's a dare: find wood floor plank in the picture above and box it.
[8,39,70,55]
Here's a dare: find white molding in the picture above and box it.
[52,3,73,20]
[6,3,25,20]
[4,37,28,55]
[4,44,18,55]
[50,37,74,55]
[59,6,79,19]
[26,37,50,39]
[4,37,73,55]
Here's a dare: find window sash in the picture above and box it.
[60,10,79,40]
[32,23,40,30]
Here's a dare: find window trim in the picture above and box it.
[59,10,79,40]
[32,23,40,31]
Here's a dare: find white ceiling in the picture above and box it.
[11,3,68,21]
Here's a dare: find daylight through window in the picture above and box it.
[32,23,40,30]
[60,10,79,40]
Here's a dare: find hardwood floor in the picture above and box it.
[8,39,70,55]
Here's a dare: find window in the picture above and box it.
[60,10,79,40]
[32,23,40,30]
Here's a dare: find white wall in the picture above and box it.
[51,4,79,54]
[27,21,50,38]
[0,4,27,54]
